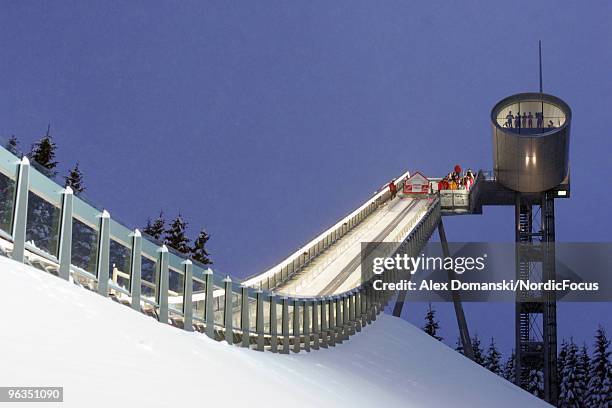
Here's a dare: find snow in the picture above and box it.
[0,255,549,407]
[278,197,431,296]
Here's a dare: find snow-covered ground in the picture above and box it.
[0,255,549,408]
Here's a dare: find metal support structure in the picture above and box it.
[182,260,193,332]
[438,220,474,360]
[157,245,169,324]
[514,193,557,404]
[11,157,30,263]
[57,187,73,280]
[129,229,142,311]
[96,210,111,296]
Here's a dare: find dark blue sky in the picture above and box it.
[1,1,610,354]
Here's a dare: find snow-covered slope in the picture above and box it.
[0,256,549,408]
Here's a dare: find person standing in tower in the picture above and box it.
[506,111,514,128]
[521,112,527,128]
[527,112,533,128]
[515,112,521,129]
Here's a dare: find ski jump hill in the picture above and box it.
[0,144,549,406]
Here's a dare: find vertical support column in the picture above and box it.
[349,291,357,334]
[354,289,362,332]
[335,296,344,342]
[343,294,352,336]
[269,294,278,353]
[255,289,265,351]
[129,229,142,311]
[57,186,73,280]
[319,298,328,348]
[241,286,250,348]
[96,210,111,296]
[157,245,169,324]
[182,260,193,332]
[223,276,233,345]
[204,268,215,339]
[292,299,300,353]
[327,297,336,346]
[281,297,289,354]
[11,157,30,263]
[311,299,320,350]
[303,300,311,352]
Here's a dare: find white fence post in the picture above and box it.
[204,268,215,339]
[182,260,193,332]
[223,276,233,345]
[157,245,169,324]
[57,186,73,280]
[129,229,142,311]
[96,210,111,296]
[11,157,30,263]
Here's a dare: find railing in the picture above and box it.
[431,170,484,213]
[242,171,411,290]
[0,144,441,353]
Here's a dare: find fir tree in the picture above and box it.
[502,351,516,384]
[485,338,502,376]
[558,339,569,395]
[526,369,544,398]
[29,124,58,175]
[585,326,612,407]
[191,228,212,265]
[65,162,85,194]
[165,214,190,253]
[559,340,584,407]
[422,303,442,341]
[471,335,485,366]
[6,135,19,155]
[576,343,590,407]
[455,337,464,355]
[143,211,166,241]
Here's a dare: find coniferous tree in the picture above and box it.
[455,337,464,355]
[471,335,485,366]
[576,343,590,407]
[29,124,58,175]
[191,228,212,265]
[558,339,569,396]
[485,338,502,376]
[143,211,166,241]
[164,214,190,253]
[65,162,85,194]
[422,303,443,341]
[6,135,19,155]
[502,351,516,384]
[559,340,584,407]
[526,369,544,398]
[586,326,612,407]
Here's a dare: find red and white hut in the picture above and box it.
[403,172,430,195]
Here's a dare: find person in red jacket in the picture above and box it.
[388,180,397,199]
[438,177,450,191]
